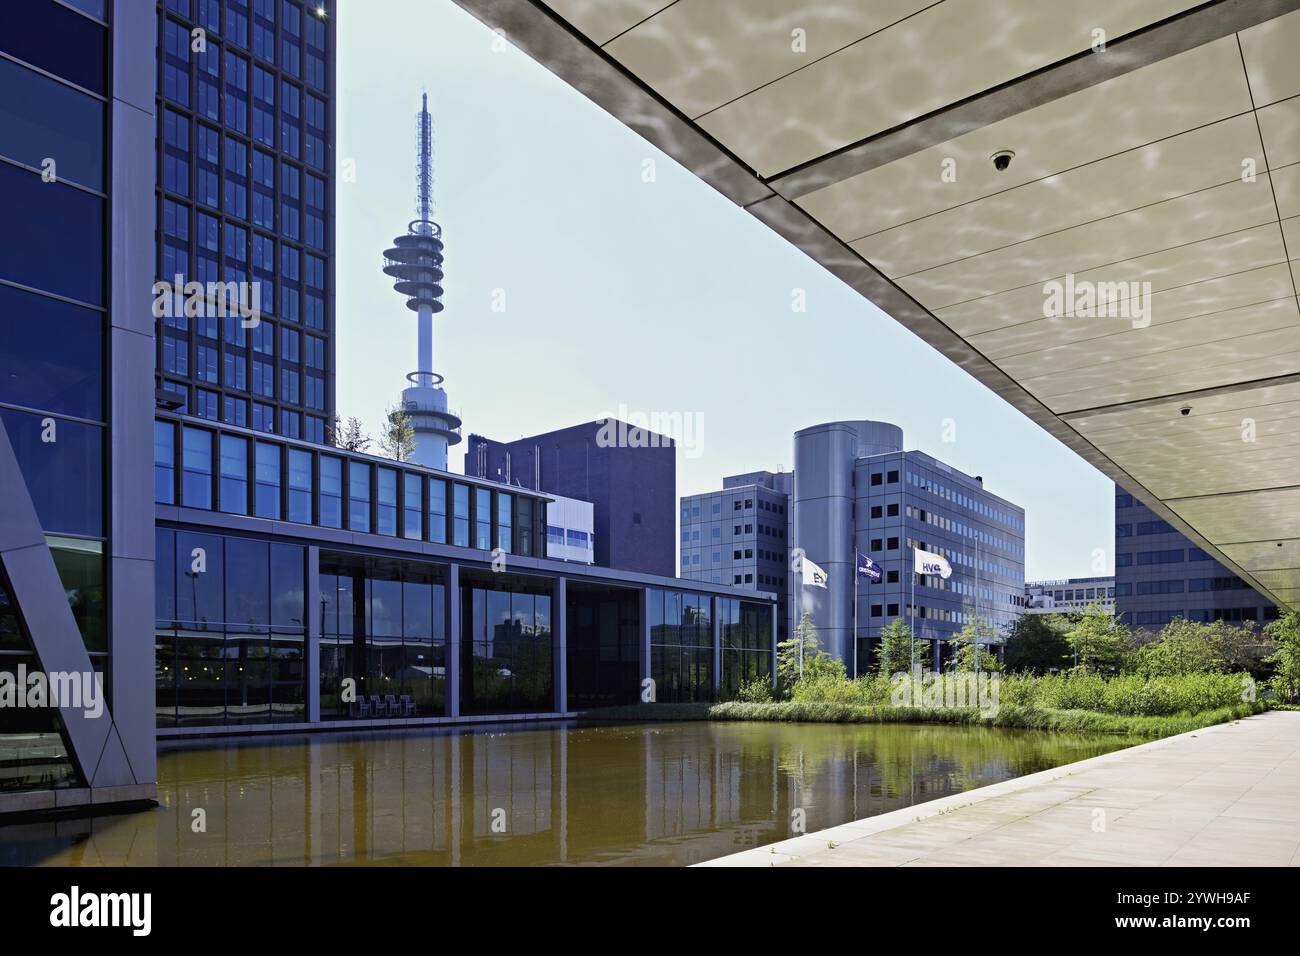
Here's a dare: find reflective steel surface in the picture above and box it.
[2,721,1132,866]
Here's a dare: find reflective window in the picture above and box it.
[0,58,103,191]
[403,474,422,540]
[497,493,513,554]
[428,478,447,544]
[287,448,312,523]
[475,488,491,551]
[181,426,213,509]
[154,420,176,504]
[0,163,102,305]
[218,434,248,514]
[517,497,533,557]
[48,536,105,654]
[348,461,370,532]
[0,408,102,537]
[0,0,106,94]
[254,441,280,518]
[0,285,104,419]
[376,467,397,535]
[452,483,469,548]
[319,455,341,528]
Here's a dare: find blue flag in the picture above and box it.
[856,551,882,582]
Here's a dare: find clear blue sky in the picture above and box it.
[334,0,1114,581]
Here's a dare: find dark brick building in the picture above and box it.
[467,420,676,577]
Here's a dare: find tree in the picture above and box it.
[1064,603,1129,673]
[1003,613,1071,673]
[776,611,842,693]
[947,615,999,672]
[1264,611,1300,703]
[378,403,416,462]
[328,415,371,453]
[876,618,928,674]
[1128,618,1225,677]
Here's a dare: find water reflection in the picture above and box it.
[2,722,1131,867]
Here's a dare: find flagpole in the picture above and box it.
[852,559,859,680]
[909,546,916,670]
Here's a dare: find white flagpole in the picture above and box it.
[852,555,859,680]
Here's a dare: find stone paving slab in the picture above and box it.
[699,711,1300,868]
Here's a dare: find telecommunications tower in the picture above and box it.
[382,93,461,469]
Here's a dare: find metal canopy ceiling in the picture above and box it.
[452,0,1300,611]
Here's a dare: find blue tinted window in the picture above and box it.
[428,478,446,544]
[0,163,102,304]
[348,462,370,532]
[319,455,341,528]
[182,426,213,508]
[254,441,280,518]
[0,58,104,190]
[218,434,248,514]
[0,0,106,94]
[154,421,176,504]
[0,284,103,419]
[0,407,102,536]
[376,467,397,535]
[287,448,312,523]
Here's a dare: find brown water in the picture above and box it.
[2,721,1132,866]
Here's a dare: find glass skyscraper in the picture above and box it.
[155,0,335,443]
[0,0,157,811]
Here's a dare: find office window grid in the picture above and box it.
[154,0,333,444]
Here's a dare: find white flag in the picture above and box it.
[800,556,828,588]
[914,548,952,580]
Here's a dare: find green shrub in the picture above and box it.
[735,676,775,703]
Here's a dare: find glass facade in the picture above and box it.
[719,599,773,698]
[318,554,447,719]
[0,0,113,792]
[155,527,306,726]
[565,585,640,709]
[154,0,333,443]
[460,572,553,715]
[156,417,548,556]
[648,588,713,703]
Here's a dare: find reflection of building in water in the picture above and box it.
[2,723,1125,867]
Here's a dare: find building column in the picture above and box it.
[639,586,651,698]
[306,546,321,722]
[553,575,567,714]
[447,561,460,718]
[711,596,721,695]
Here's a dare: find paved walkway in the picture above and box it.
[701,711,1300,867]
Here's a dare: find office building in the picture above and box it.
[1024,577,1115,615]
[467,420,676,577]
[0,2,774,817]
[681,421,1025,675]
[679,471,793,642]
[1115,487,1277,628]
[0,0,157,811]
[156,0,336,444]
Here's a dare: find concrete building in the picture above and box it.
[679,470,793,642]
[680,421,1025,675]
[466,420,676,577]
[1115,487,1277,629]
[1024,577,1115,615]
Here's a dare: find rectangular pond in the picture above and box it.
[2,721,1134,866]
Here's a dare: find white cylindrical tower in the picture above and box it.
[382,93,461,469]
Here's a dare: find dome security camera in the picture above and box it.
[991,150,1015,172]
[1180,406,1192,417]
